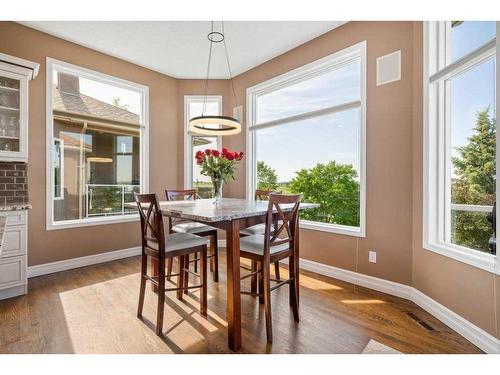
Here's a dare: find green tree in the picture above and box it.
[257,161,279,190]
[112,97,129,110]
[451,108,496,251]
[289,161,360,226]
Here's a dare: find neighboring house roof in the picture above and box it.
[53,85,140,126]
[58,133,92,152]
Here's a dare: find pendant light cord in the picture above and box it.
[202,21,214,116]
[202,21,238,116]
[222,21,238,107]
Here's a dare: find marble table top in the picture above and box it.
[127,198,319,222]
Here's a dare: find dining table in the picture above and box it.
[128,197,318,351]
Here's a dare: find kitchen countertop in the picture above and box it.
[0,204,32,211]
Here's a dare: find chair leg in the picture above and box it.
[258,263,264,304]
[176,256,184,300]
[274,261,281,280]
[251,260,257,294]
[183,255,189,295]
[209,236,214,273]
[200,247,208,316]
[263,259,273,343]
[289,255,299,322]
[194,252,198,273]
[137,254,147,318]
[166,258,173,281]
[212,232,219,282]
[156,259,166,336]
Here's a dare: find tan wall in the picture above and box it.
[410,22,500,339]
[0,22,179,266]
[224,21,415,285]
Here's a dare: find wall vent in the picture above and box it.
[406,311,436,332]
[376,50,401,86]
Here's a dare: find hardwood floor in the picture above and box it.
[0,251,482,354]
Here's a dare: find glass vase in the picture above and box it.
[212,177,223,203]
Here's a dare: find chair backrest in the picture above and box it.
[135,193,165,259]
[255,189,282,200]
[165,189,198,230]
[165,189,198,201]
[263,193,301,257]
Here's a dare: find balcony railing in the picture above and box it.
[450,203,494,253]
[85,184,140,217]
[450,203,493,213]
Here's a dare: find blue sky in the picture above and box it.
[258,21,496,183]
[256,61,361,182]
[450,22,496,164]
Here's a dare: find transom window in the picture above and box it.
[184,96,222,198]
[424,21,498,272]
[246,41,366,237]
[46,58,149,229]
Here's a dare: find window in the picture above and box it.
[184,96,221,198]
[246,41,366,237]
[53,138,64,200]
[424,21,498,273]
[46,58,149,229]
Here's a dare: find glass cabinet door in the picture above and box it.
[0,74,21,153]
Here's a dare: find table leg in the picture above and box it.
[226,219,242,351]
[151,257,159,293]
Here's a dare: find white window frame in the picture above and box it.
[183,95,222,189]
[423,21,500,274]
[246,41,367,237]
[46,58,149,230]
[53,137,64,200]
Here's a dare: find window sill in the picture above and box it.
[423,240,498,275]
[47,214,139,231]
[299,220,365,238]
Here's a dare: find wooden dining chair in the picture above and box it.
[165,189,219,285]
[239,193,301,343]
[240,189,282,289]
[135,193,208,336]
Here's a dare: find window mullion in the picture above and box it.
[250,100,361,132]
[430,38,496,84]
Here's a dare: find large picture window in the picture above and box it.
[246,42,366,237]
[184,95,221,198]
[424,21,498,272]
[46,58,149,229]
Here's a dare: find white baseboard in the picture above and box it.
[0,284,27,300]
[27,246,141,278]
[297,258,412,299]
[26,242,500,353]
[295,257,500,354]
[410,289,500,354]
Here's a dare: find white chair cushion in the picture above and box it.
[240,223,266,236]
[239,234,290,256]
[240,221,284,236]
[165,232,208,252]
[172,222,217,234]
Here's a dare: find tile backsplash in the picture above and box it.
[0,162,28,207]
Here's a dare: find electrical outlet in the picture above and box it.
[369,251,377,263]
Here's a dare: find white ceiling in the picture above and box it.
[20,21,345,79]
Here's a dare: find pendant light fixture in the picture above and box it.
[189,21,241,136]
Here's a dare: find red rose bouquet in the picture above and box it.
[195,147,244,201]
